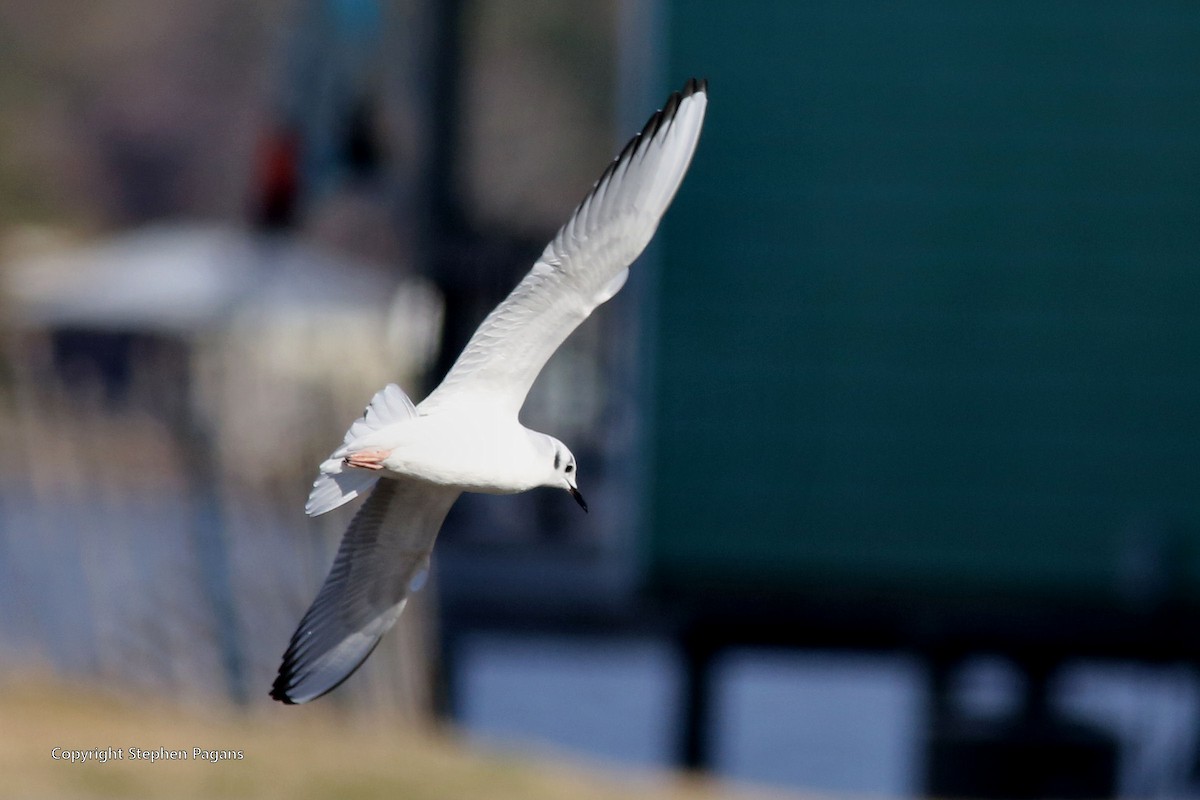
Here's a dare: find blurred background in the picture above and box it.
[2,1,1200,798]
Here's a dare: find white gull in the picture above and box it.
[271,78,708,704]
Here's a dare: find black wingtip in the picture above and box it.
[269,626,387,706]
[269,685,297,705]
[682,77,708,98]
[634,78,703,147]
[556,75,708,234]
[660,89,682,126]
[270,627,316,705]
[270,657,300,704]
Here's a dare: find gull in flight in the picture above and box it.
[271,78,708,704]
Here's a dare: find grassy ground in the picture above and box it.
[0,676,805,800]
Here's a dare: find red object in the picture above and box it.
[253,128,301,229]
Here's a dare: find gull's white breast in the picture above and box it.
[377,411,545,493]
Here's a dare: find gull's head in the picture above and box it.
[544,437,587,513]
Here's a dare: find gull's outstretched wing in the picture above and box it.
[420,78,708,416]
[271,477,460,704]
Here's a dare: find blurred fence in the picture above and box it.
[0,264,443,718]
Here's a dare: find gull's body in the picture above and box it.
[271,79,708,704]
[328,404,553,493]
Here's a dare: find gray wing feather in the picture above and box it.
[271,477,460,704]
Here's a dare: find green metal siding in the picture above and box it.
[647,2,1200,607]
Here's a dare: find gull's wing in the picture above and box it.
[271,477,460,704]
[420,78,708,416]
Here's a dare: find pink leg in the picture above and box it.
[343,447,391,471]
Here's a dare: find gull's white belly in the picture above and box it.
[374,413,544,494]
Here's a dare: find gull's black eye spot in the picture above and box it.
[565,464,574,474]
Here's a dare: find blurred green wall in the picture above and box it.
[647,2,1200,611]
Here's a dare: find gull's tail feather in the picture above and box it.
[306,466,379,516]
[339,383,417,448]
[306,383,419,516]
